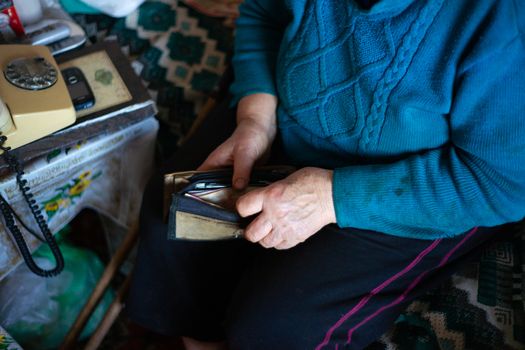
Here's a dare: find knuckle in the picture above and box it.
[266,185,284,200]
[261,236,272,246]
[235,143,258,156]
[262,234,278,247]
[273,206,287,218]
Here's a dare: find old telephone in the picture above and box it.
[0,44,75,149]
[0,45,76,277]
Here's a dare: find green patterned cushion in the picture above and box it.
[72,0,233,157]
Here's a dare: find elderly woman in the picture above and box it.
[127,1,525,349]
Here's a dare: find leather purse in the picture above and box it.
[163,166,294,241]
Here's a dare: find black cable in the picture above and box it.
[0,195,45,242]
[0,135,64,277]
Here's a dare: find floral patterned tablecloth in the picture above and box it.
[0,117,158,281]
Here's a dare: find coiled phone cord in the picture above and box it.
[0,135,64,277]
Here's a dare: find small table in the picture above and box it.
[0,101,158,280]
[0,41,159,348]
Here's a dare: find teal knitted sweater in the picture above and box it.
[230,0,525,239]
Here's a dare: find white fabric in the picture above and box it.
[79,0,146,17]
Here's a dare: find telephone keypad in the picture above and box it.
[3,56,58,90]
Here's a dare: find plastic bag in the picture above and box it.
[0,231,114,350]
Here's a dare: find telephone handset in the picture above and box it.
[0,45,76,277]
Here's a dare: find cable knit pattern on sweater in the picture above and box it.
[231,0,525,239]
[359,0,443,152]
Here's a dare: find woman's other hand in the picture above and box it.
[237,167,337,250]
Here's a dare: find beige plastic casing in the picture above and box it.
[0,45,76,150]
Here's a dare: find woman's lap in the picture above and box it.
[128,171,500,348]
[126,98,502,349]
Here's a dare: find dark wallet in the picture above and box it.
[163,166,294,241]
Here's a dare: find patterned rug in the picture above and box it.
[371,226,525,350]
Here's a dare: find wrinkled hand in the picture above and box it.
[198,93,277,189]
[237,167,337,250]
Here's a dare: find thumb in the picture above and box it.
[232,149,257,190]
[236,187,265,217]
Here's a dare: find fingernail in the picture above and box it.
[234,178,246,189]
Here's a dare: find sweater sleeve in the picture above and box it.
[229,0,289,104]
[332,35,525,239]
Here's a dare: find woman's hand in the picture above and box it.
[198,93,278,189]
[236,167,337,250]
